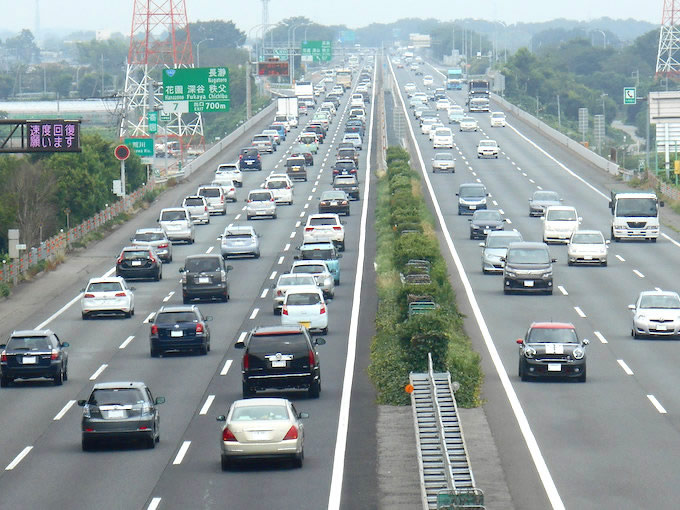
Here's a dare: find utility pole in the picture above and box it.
[246,59,252,120]
[557,95,561,129]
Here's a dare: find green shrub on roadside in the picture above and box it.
[0,282,9,297]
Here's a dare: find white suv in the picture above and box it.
[477,139,499,158]
[304,214,345,251]
[215,163,242,187]
[197,185,227,215]
[181,195,210,224]
[158,207,195,244]
[263,176,294,205]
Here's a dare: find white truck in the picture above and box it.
[609,190,664,242]
[276,96,298,119]
[294,81,315,106]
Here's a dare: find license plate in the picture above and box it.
[584,256,593,260]
[23,356,37,364]
[330,201,338,205]
[131,260,142,266]
[250,431,269,439]
[171,330,183,337]
[469,205,476,210]
[271,360,287,368]
[657,325,668,331]
[198,277,210,284]
[106,410,126,419]
[483,229,490,234]
[524,280,534,287]
[256,210,267,215]
[548,363,562,372]
[299,321,311,329]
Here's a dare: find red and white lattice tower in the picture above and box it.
[119,0,203,155]
[657,0,680,76]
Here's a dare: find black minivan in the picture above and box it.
[502,242,556,295]
[180,254,232,303]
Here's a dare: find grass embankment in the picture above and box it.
[368,147,483,407]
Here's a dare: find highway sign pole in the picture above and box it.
[114,145,131,208]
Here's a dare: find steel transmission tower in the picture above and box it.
[657,0,680,76]
[119,0,203,156]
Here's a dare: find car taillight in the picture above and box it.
[282,306,288,315]
[243,354,250,370]
[283,425,299,441]
[223,427,237,442]
[51,349,59,360]
[271,198,275,202]
[320,304,326,314]
[220,196,224,203]
[257,154,261,160]
[158,243,168,248]
[151,325,158,335]
[308,349,316,366]
[286,186,291,189]
[276,290,283,297]
[84,293,95,298]
[115,292,126,297]
[247,199,251,203]
[117,255,124,264]
[333,226,342,231]
[204,206,208,212]
[305,227,314,232]
[341,201,348,205]
[1,351,6,362]
[239,154,243,160]
[149,255,157,263]
[196,323,204,333]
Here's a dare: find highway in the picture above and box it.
[390,59,680,509]
[0,59,377,510]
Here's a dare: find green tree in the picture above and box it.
[4,29,39,64]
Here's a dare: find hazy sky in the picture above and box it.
[12,0,661,37]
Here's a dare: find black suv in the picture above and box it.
[180,254,232,303]
[236,325,326,398]
[503,242,555,295]
[116,246,162,281]
[0,329,69,386]
[238,147,262,171]
[149,305,212,356]
[333,175,360,200]
[332,159,358,182]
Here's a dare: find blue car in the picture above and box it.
[269,124,286,141]
[296,242,341,284]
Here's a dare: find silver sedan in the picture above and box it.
[630,290,680,338]
[567,230,608,266]
[219,226,260,258]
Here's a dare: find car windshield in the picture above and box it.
[185,257,221,272]
[183,197,204,206]
[300,137,315,143]
[232,405,289,421]
[487,234,522,248]
[248,334,307,354]
[134,232,165,242]
[279,275,316,286]
[253,135,269,142]
[435,153,453,161]
[89,388,145,406]
[616,197,658,217]
[492,113,505,118]
[460,186,486,198]
[217,166,238,172]
[639,294,680,309]
[287,159,305,167]
[198,188,220,197]
[302,248,334,260]
[462,118,475,123]
[335,162,355,170]
[123,250,149,259]
[249,192,272,202]
[507,248,550,264]
[435,129,450,136]
[87,282,123,292]
[160,210,187,221]
[292,264,324,274]
[155,311,198,324]
[335,178,356,185]
[7,336,51,351]
[309,218,337,226]
[527,328,578,344]
[546,209,577,221]
[266,180,288,189]
[287,292,321,305]
[533,191,560,202]
[479,141,496,147]
[225,231,252,239]
[474,211,501,221]
[571,233,603,244]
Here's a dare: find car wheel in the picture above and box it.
[339,242,345,252]
[578,367,587,383]
[602,260,608,267]
[567,260,573,266]
[308,379,321,398]
[651,238,657,243]
[518,358,524,378]
[274,307,281,315]
[200,342,208,355]
[82,437,93,452]
[294,450,304,468]
[63,365,68,381]
[546,288,553,295]
[273,213,278,219]
[632,329,641,339]
[0,376,9,388]
[254,251,260,259]
[183,296,190,304]
[222,292,229,302]
[321,327,329,335]
[503,288,511,295]
[150,346,160,358]
[81,312,89,320]
[221,455,231,471]
[189,237,195,245]
[242,381,255,398]
[146,433,156,449]
[124,309,132,318]
[53,368,63,386]
[247,215,252,220]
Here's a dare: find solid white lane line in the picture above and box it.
[249,308,259,320]
[558,286,568,296]
[617,360,634,376]
[290,231,296,239]
[284,243,290,251]
[89,364,108,381]
[163,291,175,302]
[173,441,191,465]
[633,269,645,278]
[385,59,565,510]
[147,498,162,510]
[616,254,625,262]
[260,288,269,298]
[220,359,233,376]
[143,312,154,324]
[234,214,241,220]
[648,395,667,414]
[206,246,214,254]
[574,307,587,318]
[5,446,32,471]
[593,331,608,344]
[53,400,76,421]
[199,395,215,415]
[278,256,285,265]
[119,335,135,349]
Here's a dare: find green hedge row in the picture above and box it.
[368,147,483,407]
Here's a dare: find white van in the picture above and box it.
[350,93,365,108]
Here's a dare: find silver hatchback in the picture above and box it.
[220,226,261,258]
[182,195,210,224]
[197,185,227,215]
[246,190,277,220]
[158,207,195,244]
[131,228,173,262]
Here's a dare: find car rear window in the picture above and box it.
[287,158,305,167]
[335,161,355,170]
[287,292,321,306]
[266,180,288,189]
[198,188,221,197]
[123,250,150,259]
[232,405,289,421]
[301,249,333,260]
[89,388,145,406]
[309,217,337,226]
[225,232,252,239]
[160,210,187,221]
[292,264,324,274]
[241,149,258,157]
[249,192,272,202]
[87,282,123,292]
[253,135,270,142]
[248,333,308,354]
[185,257,221,272]
[184,197,204,206]
[155,311,198,324]
[322,192,346,200]
[7,336,51,351]
[134,232,165,242]
[279,275,316,286]
[487,234,521,248]
[335,177,356,186]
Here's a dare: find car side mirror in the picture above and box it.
[129,286,136,291]
[80,288,86,292]
[605,240,611,245]
[578,217,583,223]
[341,221,346,225]
[294,255,300,260]
[467,219,472,222]
[61,342,70,348]
[551,258,557,263]
[179,268,185,273]
[455,193,459,196]
[516,339,524,345]
[540,216,545,220]
[155,397,166,405]
[628,304,636,311]
[660,201,665,207]
[217,235,223,240]
[298,412,310,419]
[156,219,159,222]
[582,339,590,346]
[205,316,213,321]
[216,415,226,422]
[500,257,506,262]
[235,340,245,349]
[129,237,134,241]
[315,338,326,346]
[337,254,343,259]
[226,265,233,271]
[478,242,484,247]
[77,400,87,407]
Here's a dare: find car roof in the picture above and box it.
[487,230,522,238]
[232,397,291,408]
[11,329,53,337]
[87,276,126,284]
[530,322,575,330]
[157,305,198,313]
[121,245,152,251]
[301,242,335,250]
[185,253,221,260]
[572,229,602,236]
[639,290,680,297]
[545,205,576,212]
[507,241,549,250]
[135,228,165,234]
[252,325,306,336]
[92,381,147,390]
[224,226,254,233]
[284,285,323,296]
[308,213,340,219]
[460,182,486,189]
[293,260,329,268]
[161,207,188,212]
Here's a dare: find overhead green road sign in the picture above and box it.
[124,137,154,157]
[301,40,332,62]
[624,87,636,105]
[162,67,230,113]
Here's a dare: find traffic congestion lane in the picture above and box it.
[394,60,680,508]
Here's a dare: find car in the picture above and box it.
[239,147,263,171]
[304,213,345,251]
[216,163,243,187]
[116,245,162,281]
[432,152,456,173]
[404,82,417,96]
[503,242,556,295]
[182,195,210,224]
[235,325,325,398]
[262,129,281,145]
[517,322,588,382]
[350,93,365,108]
[285,156,308,182]
[336,141,356,152]
[290,150,315,166]
[332,159,358,181]
[447,106,465,124]
[459,117,479,132]
[480,230,524,274]
[336,147,359,167]
[419,109,438,124]
[130,228,172,262]
[81,277,135,319]
[252,134,276,153]
[149,305,212,356]
[528,190,562,217]
[158,207,194,244]
[333,175,360,201]
[291,260,335,298]
[180,254,232,303]
[469,209,505,240]
[264,176,294,205]
[268,124,287,141]
[490,111,507,127]
[629,290,680,338]
[217,398,308,469]
[0,329,69,387]
[542,206,581,244]
[78,382,165,450]
[319,190,350,216]
[298,240,342,282]
[304,124,325,144]
[432,127,454,149]
[346,120,365,137]
[220,226,260,259]
[567,230,608,266]
[422,75,434,87]
[457,183,489,215]
[342,133,363,150]
[412,91,428,103]
[281,287,328,334]
[246,189,277,220]
[210,179,236,203]
[272,273,318,314]
[436,98,451,110]
[409,98,426,111]
[197,185,228,214]
[477,139,499,158]
[420,117,438,135]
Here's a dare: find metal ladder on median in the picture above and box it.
[410,353,482,509]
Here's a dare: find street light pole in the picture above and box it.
[196,38,213,67]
